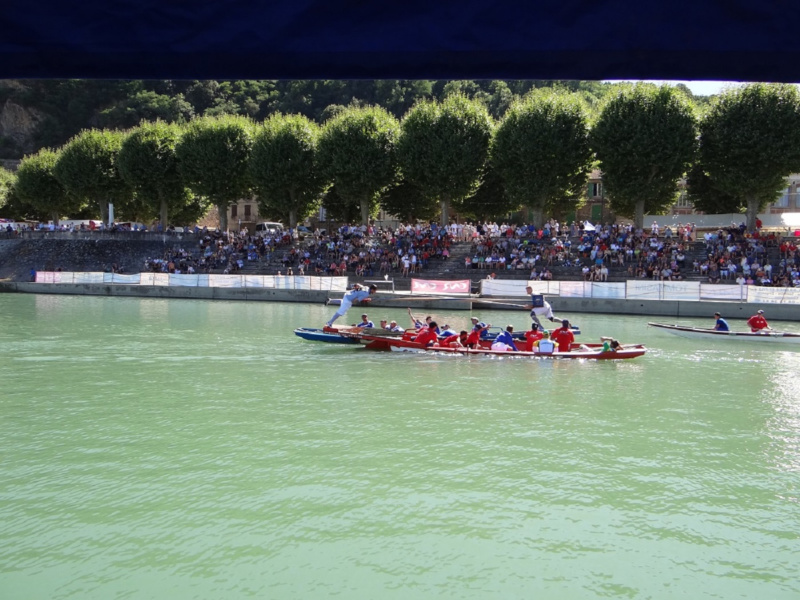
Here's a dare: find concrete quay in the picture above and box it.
[2,281,798,322]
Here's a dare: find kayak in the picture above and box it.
[648,322,800,344]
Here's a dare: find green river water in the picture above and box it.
[1,294,798,599]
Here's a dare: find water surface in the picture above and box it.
[1,295,798,599]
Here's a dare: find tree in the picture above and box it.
[398,94,493,226]
[321,185,367,224]
[317,105,400,225]
[459,165,519,222]
[694,83,800,231]
[380,180,439,223]
[53,128,131,223]
[176,114,254,231]
[15,149,83,223]
[249,113,325,228]
[118,120,200,226]
[492,90,592,227]
[591,84,697,228]
[685,163,740,215]
[0,167,14,211]
[97,91,195,129]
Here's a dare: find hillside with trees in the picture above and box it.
[8,79,797,232]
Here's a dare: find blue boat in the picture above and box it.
[294,327,361,344]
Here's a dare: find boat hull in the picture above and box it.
[648,322,800,344]
[293,327,361,344]
[342,331,645,359]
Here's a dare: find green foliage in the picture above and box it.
[249,113,325,227]
[591,83,697,227]
[492,89,591,226]
[98,91,195,128]
[0,167,14,210]
[380,180,440,223]
[317,105,400,225]
[118,120,203,225]
[176,114,254,230]
[15,148,83,221]
[695,83,800,229]
[685,163,742,214]
[398,94,493,224]
[459,165,519,221]
[321,185,377,223]
[53,129,131,222]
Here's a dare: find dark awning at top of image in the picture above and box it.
[2,1,800,82]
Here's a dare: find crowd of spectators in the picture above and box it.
[457,219,701,283]
[8,214,800,287]
[700,223,799,287]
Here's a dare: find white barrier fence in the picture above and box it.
[35,271,349,291]
[481,279,800,305]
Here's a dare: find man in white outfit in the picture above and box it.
[326,284,377,327]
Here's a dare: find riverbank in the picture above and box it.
[3,281,798,322]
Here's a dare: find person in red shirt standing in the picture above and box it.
[551,319,576,352]
[523,322,544,352]
[746,310,770,332]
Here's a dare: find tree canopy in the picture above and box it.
[398,94,493,225]
[492,89,592,227]
[52,128,130,223]
[591,84,697,228]
[317,105,400,225]
[15,148,82,223]
[117,120,196,226]
[691,83,800,230]
[176,115,254,231]
[249,113,325,228]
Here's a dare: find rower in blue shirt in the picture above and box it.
[439,324,457,338]
[470,316,491,339]
[492,325,519,351]
[713,312,730,332]
[357,314,375,328]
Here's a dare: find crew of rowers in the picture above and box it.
[351,308,601,353]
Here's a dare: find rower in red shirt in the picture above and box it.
[413,321,440,347]
[746,310,770,332]
[523,322,544,352]
[550,319,576,352]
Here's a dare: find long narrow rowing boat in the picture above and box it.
[648,322,800,344]
[339,330,646,359]
[294,327,361,344]
[391,343,647,360]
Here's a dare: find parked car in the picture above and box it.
[255,221,284,236]
[296,225,313,239]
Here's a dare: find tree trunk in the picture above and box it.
[634,199,645,230]
[159,197,169,228]
[531,204,544,229]
[217,201,228,231]
[745,196,759,233]
[97,198,109,224]
[360,197,370,226]
[289,208,297,229]
[440,197,450,227]
[51,212,59,225]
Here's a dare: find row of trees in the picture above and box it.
[2,83,800,231]
[3,79,690,158]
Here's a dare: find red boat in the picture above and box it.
[339,330,646,360]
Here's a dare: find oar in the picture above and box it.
[475,299,529,309]
[475,299,580,331]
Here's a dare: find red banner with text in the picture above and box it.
[410,278,471,295]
